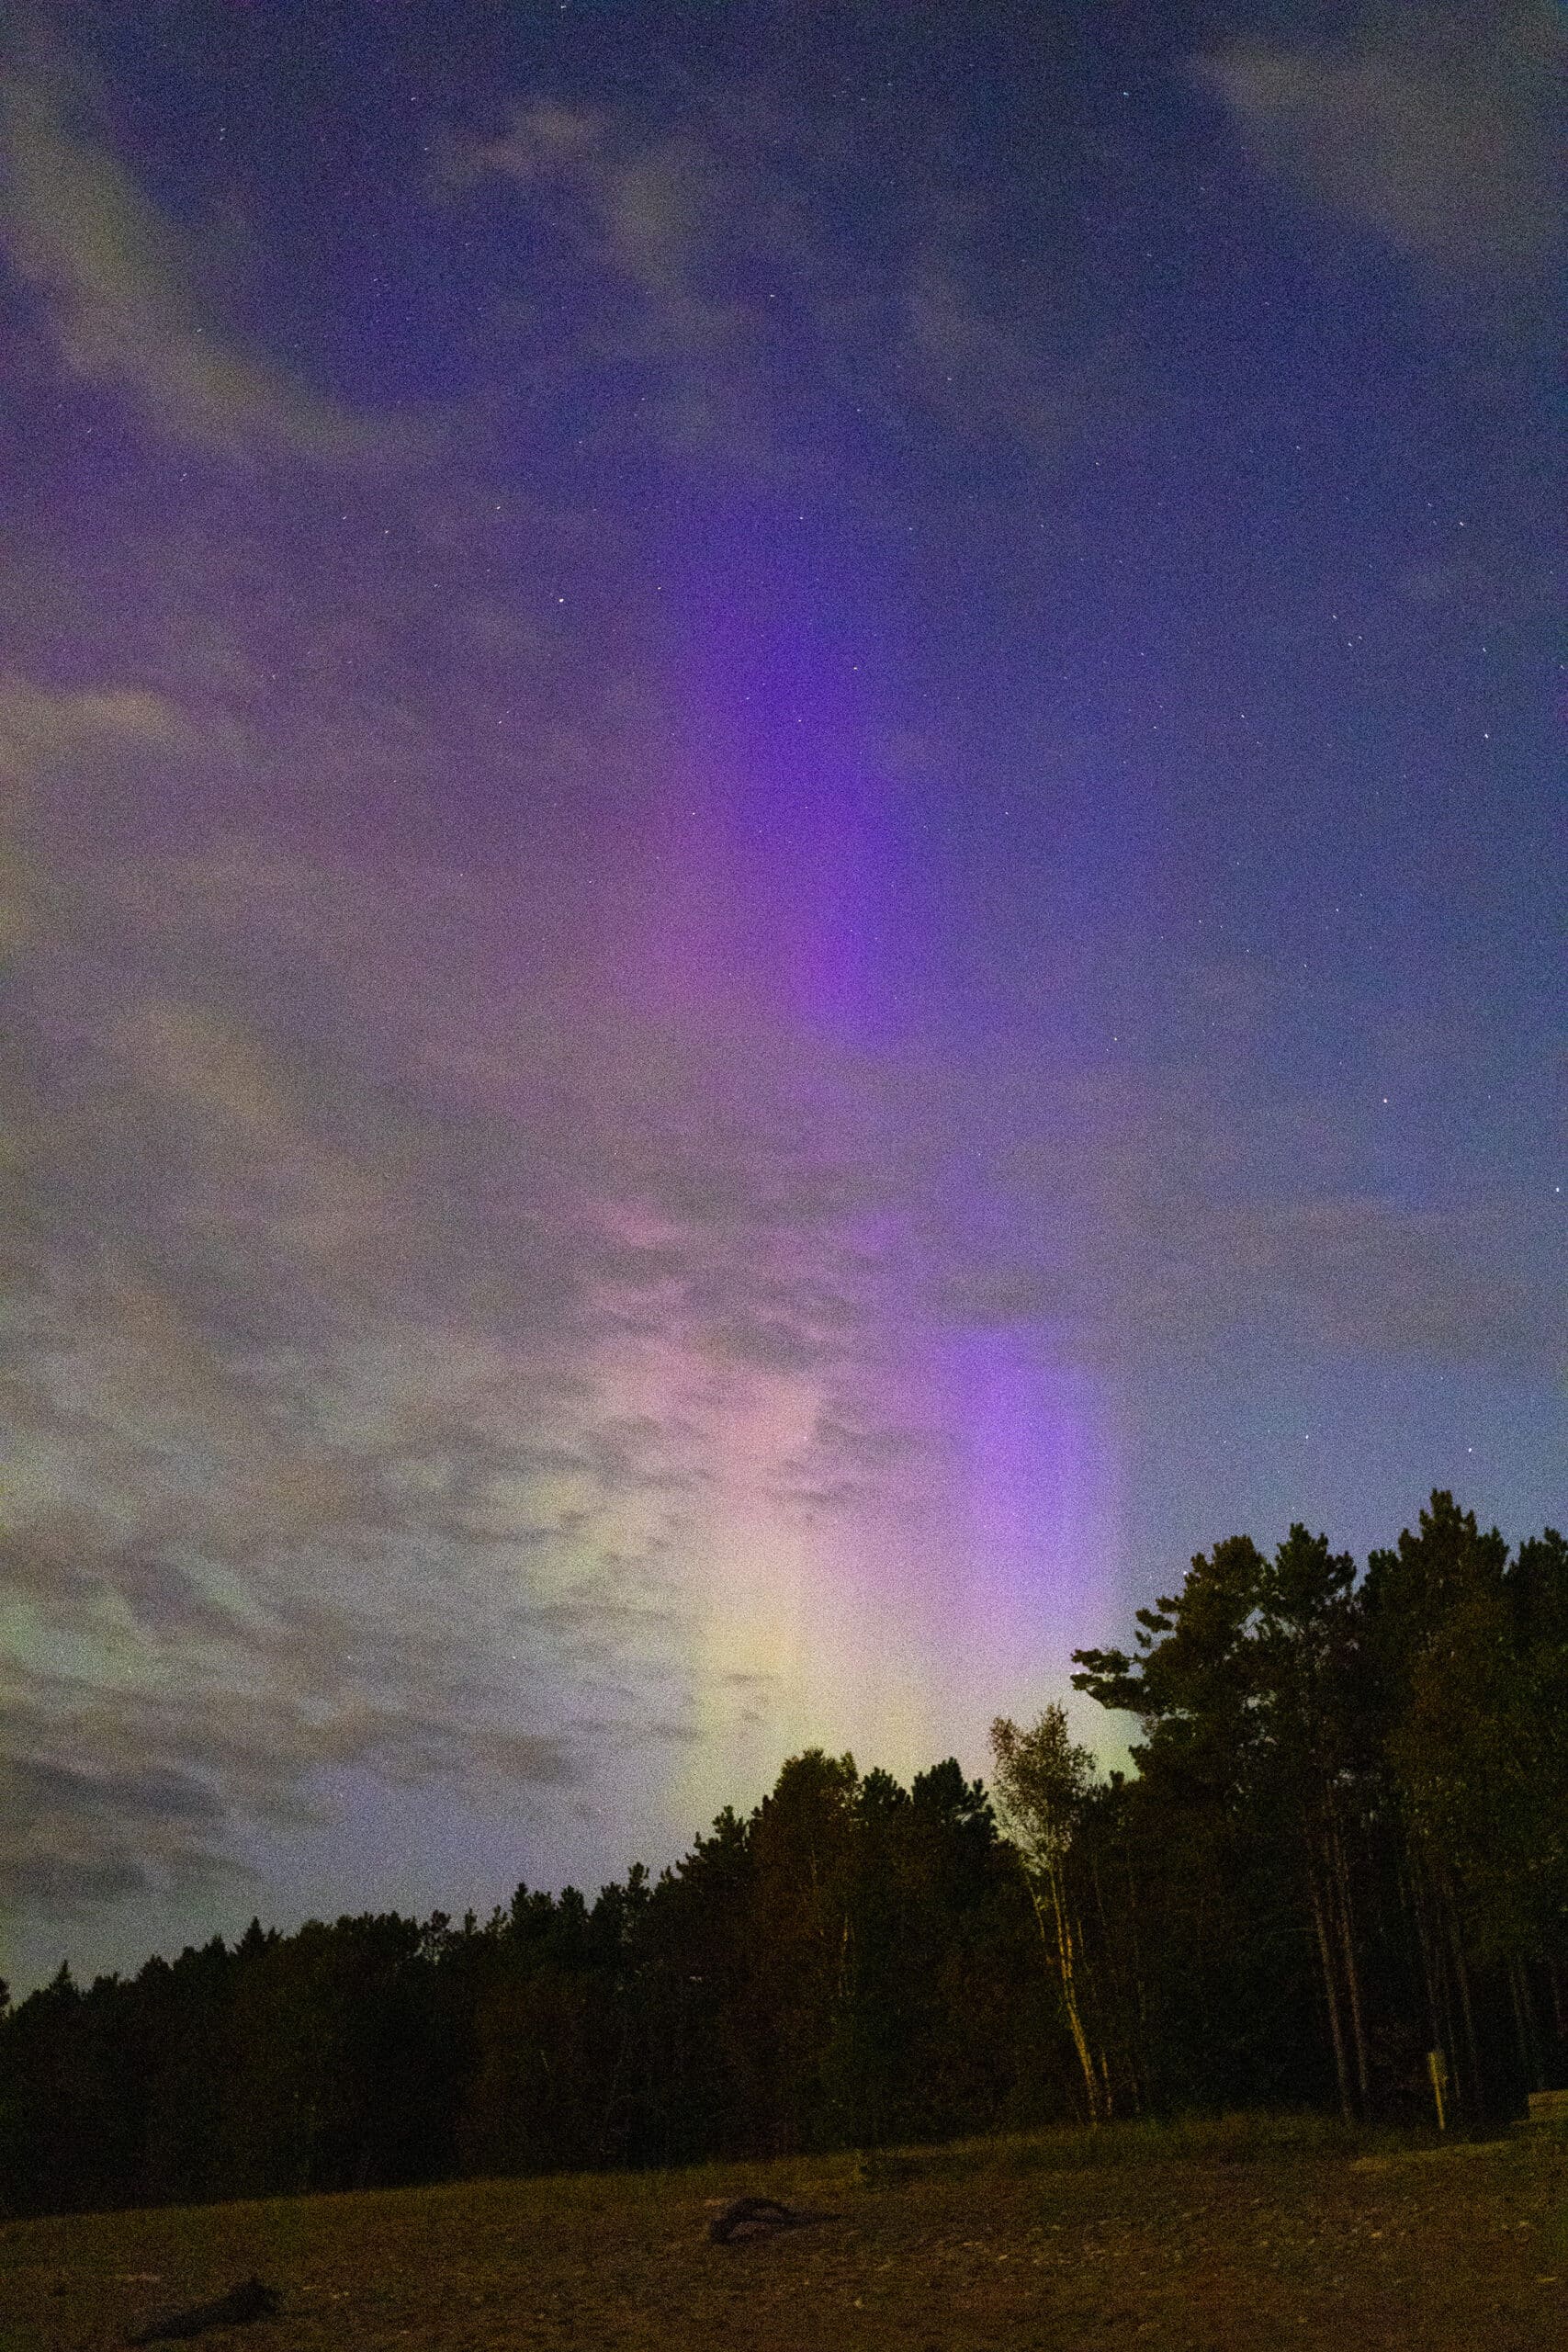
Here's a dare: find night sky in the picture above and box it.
[3,0,1562,1996]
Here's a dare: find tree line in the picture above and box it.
[3,1494,1562,2217]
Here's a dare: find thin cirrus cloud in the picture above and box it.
[444,96,791,464]
[0,69,406,461]
[444,93,1125,472]
[0,677,187,952]
[1197,0,1565,288]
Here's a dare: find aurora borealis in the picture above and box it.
[2,1,1562,1996]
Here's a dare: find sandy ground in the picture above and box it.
[3,2130,1565,2351]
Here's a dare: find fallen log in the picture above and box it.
[707,2195,826,2245]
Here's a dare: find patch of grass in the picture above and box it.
[1002,2107,1416,2170]
[2,2119,1564,2351]
[852,2106,1416,2187]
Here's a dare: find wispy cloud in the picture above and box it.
[1197,1,1564,288]
[0,71,409,459]
[446,97,773,461]
[895,249,1137,462]
[0,676,186,949]
[445,91,1126,472]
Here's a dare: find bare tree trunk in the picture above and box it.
[1331,1816,1371,2115]
[1441,1887,1483,2115]
[1032,1871,1102,2126]
[1308,1863,1355,2125]
[1123,1838,1150,2115]
[1507,1960,1544,2093]
[1088,1849,1120,2119]
[1052,1872,1103,2127]
[1404,1847,1453,2089]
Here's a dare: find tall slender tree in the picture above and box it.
[990,1705,1107,2122]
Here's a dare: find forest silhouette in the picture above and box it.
[5,1494,1563,2219]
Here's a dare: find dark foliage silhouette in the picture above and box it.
[3,1496,1562,2219]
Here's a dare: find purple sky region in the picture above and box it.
[1,0,1562,1995]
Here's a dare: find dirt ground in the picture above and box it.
[3,2129,1565,2351]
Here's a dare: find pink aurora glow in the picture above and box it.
[576,507,1122,1804]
